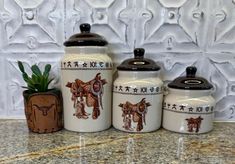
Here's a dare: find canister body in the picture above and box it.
[61,47,112,132]
[162,89,215,134]
[113,71,163,133]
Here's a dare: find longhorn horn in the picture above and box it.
[32,104,40,110]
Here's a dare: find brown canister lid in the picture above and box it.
[64,23,108,47]
[117,48,160,71]
[168,66,213,90]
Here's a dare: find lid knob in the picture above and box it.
[134,48,145,59]
[80,23,91,33]
[186,66,197,78]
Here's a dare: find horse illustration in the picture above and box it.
[66,73,107,120]
[119,98,151,132]
[185,116,203,133]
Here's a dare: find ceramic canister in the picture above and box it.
[113,48,163,133]
[61,23,113,132]
[163,66,215,134]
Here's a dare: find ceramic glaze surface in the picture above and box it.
[163,89,216,134]
[0,0,234,122]
[61,47,112,132]
[113,71,163,132]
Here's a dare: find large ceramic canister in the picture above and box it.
[61,23,113,132]
[163,66,216,134]
[113,48,164,133]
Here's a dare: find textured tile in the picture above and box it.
[206,0,235,53]
[205,53,235,121]
[0,56,6,116]
[0,0,64,53]
[146,52,202,81]
[141,0,210,53]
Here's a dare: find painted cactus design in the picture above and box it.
[119,98,151,131]
[66,73,107,120]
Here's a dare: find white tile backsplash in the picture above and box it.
[0,0,234,121]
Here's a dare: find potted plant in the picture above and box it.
[18,61,63,133]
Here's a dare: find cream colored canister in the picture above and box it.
[163,66,215,134]
[61,23,112,132]
[113,48,163,133]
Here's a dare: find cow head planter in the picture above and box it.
[18,61,63,133]
[162,66,215,134]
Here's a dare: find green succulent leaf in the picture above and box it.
[18,61,25,73]
[46,78,54,89]
[43,64,51,76]
[23,86,34,91]
[41,76,46,92]
[19,62,54,92]
[27,82,36,91]
[22,73,29,82]
[27,79,35,87]
[31,74,38,83]
[31,64,42,76]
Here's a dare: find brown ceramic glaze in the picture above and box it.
[23,90,63,133]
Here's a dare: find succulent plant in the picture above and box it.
[18,61,54,93]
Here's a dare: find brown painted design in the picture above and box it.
[32,104,55,116]
[185,116,203,133]
[23,90,63,133]
[61,61,112,70]
[163,102,214,114]
[66,73,107,120]
[113,85,163,95]
[119,98,151,132]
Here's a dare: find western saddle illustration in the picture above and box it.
[119,98,151,131]
[66,73,107,120]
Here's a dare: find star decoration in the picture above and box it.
[188,107,194,112]
[83,62,87,67]
[133,88,138,93]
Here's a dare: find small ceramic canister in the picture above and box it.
[163,66,215,134]
[61,23,113,132]
[113,48,163,133]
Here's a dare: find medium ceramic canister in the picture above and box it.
[163,66,216,134]
[61,23,113,132]
[113,48,163,133]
